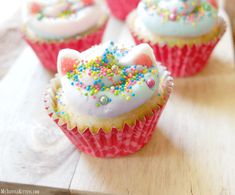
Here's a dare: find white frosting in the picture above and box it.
[57,43,165,118]
[61,72,160,118]
[157,0,199,15]
[24,0,107,40]
[135,0,218,37]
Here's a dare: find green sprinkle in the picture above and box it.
[37,13,44,20]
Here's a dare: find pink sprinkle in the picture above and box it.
[146,78,155,89]
[169,13,177,21]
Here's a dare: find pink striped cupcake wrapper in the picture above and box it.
[44,71,173,158]
[22,21,107,72]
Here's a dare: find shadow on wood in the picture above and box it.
[70,129,218,195]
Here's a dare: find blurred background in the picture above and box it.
[0,0,234,79]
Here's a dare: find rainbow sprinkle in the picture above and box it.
[143,0,217,25]
[65,42,158,107]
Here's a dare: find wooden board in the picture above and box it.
[0,8,234,195]
[0,49,80,192]
[70,14,235,195]
[70,71,235,195]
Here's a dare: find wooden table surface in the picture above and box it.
[0,9,235,195]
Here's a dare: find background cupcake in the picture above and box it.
[127,0,226,77]
[22,0,108,72]
[44,42,173,158]
[106,0,140,20]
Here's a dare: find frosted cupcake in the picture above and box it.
[21,0,108,72]
[44,42,173,158]
[106,0,140,20]
[127,0,226,77]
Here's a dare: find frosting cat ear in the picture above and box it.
[57,49,81,76]
[119,43,156,67]
[28,2,42,14]
[208,0,218,8]
[82,0,94,5]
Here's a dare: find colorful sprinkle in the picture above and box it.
[169,13,177,21]
[146,78,155,89]
[64,42,160,104]
[143,0,217,25]
[33,0,94,20]
[99,95,109,105]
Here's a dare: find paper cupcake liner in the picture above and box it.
[44,71,173,158]
[53,107,163,158]
[133,35,221,77]
[106,0,140,20]
[22,22,107,72]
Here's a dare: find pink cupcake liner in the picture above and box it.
[22,22,107,72]
[133,35,221,77]
[49,106,163,158]
[44,72,173,158]
[106,0,140,20]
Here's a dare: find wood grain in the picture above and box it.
[70,64,235,195]
[0,6,234,195]
[70,12,235,195]
[0,49,80,190]
[0,10,26,79]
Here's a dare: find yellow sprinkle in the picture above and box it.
[152,69,157,74]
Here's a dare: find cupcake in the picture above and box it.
[106,0,140,20]
[44,42,173,158]
[21,0,108,72]
[127,0,226,77]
